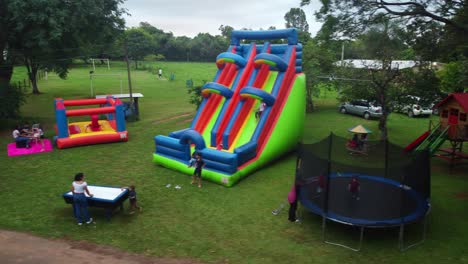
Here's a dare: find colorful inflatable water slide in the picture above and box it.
[153,29,305,186]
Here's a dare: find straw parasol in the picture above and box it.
[348,124,372,134]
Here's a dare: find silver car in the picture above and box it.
[339,100,383,120]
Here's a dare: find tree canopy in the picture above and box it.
[284,8,311,43]
[0,0,126,93]
[302,0,468,36]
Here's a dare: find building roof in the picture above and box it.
[337,59,420,70]
[433,93,468,112]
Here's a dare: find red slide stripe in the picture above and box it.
[194,63,233,133]
[215,46,257,145]
[228,64,271,145]
[404,131,430,152]
[256,48,297,155]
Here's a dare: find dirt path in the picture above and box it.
[0,230,201,264]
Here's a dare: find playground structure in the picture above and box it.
[90,73,123,97]
[153,29,306,186]
[54,96,128,149]
[405,93,468,168]
[90,58,110,71]
[297,135,431,251]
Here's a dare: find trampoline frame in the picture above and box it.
[300,173,429,227]
[300,174,431,251]
[320,209,430,252]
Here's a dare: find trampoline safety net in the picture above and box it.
[296,133,430,227]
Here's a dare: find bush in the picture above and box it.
[0,82,26,118]
[187,80,206,110]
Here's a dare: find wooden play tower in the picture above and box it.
[432,93,468,168]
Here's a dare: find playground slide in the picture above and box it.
[411,124,449,155]
[153,29,305,186]
[404,131,430,152]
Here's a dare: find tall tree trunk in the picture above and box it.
[379,113,389,141]
[31,65,39,94]
[378,91,389,141]
[25,58,40,94]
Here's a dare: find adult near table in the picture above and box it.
[63,186,129,220]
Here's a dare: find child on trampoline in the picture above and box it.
[348,176,360,200]
[317,174,326,193]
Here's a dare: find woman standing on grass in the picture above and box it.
[71,172,94,225]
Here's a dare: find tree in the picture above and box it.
[438,60,468,93]
[284,8,309,32]
[0,0,126,94]
[336,21,410,140]
[284,8,311,43]
[302,0,468,36]
[302,40,335,112]
[125,28,155,69]
[139,22,173,56]
[219,25,234,39]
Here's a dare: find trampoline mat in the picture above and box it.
[300,174,428,226]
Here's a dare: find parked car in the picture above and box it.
[393,95,433,117]
[339,100,382,120]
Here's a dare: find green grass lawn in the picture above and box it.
[0,61,467,263]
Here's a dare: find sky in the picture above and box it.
[121,0,323,38]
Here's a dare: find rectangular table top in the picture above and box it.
[63,185,128,202]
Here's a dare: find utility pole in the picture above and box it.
[341,42,345,67]
[125,40,135,120]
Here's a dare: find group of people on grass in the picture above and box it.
[12,123,45,150]
[347,133,368,152]
[71,172,142,225]
[71,152,205,225]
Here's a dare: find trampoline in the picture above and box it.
[296,134,431,251]
[299,173,430,227]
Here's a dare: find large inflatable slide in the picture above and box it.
[153,29,306,186]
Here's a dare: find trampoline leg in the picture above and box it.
[399,215,428,251]
[321,217,327,241]
[324,223,364,252]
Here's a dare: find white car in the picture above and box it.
[394,96,433,117]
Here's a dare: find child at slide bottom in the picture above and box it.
[189,153,205,188]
